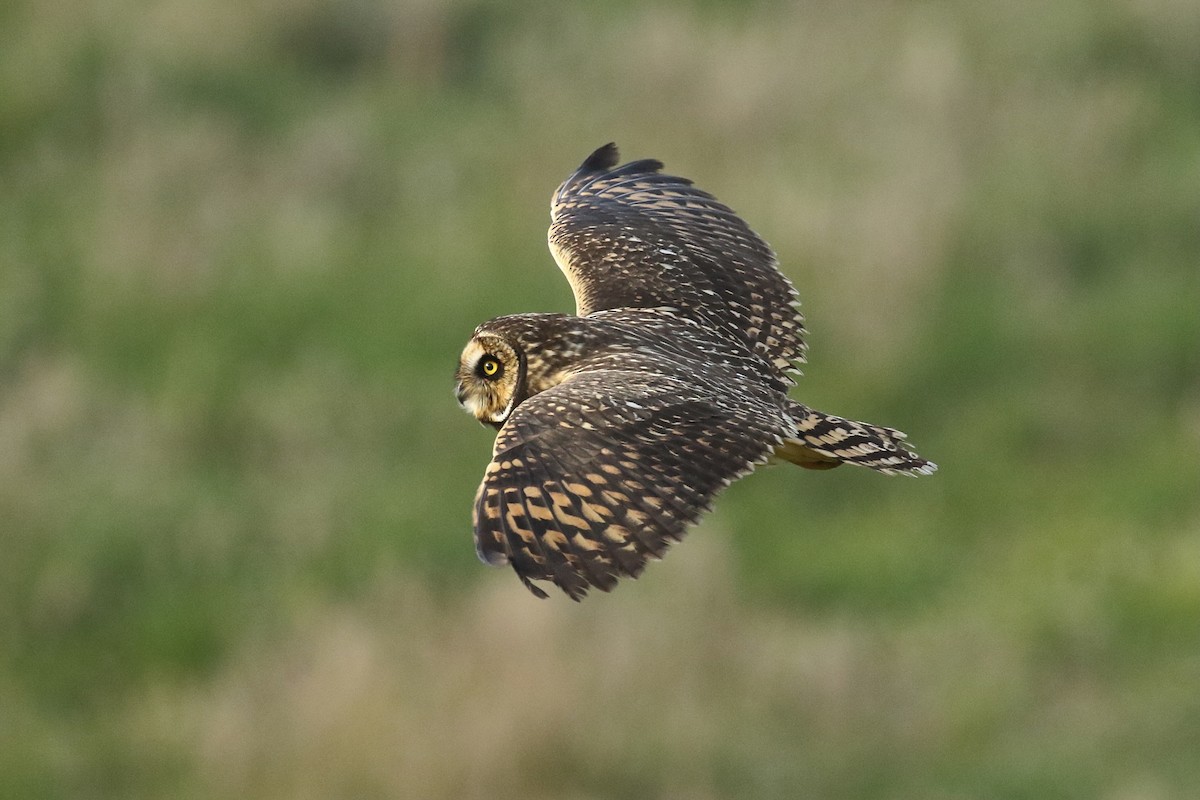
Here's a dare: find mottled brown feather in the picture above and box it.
[473,369,780,600]
[549,143,806,379]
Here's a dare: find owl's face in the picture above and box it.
[455,334,524,427]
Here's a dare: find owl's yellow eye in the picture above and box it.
[479,356,502,379]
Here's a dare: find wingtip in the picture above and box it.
[520,574,551,600]
[581,142,620,172]
[475,536,509,567]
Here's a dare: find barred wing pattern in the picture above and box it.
[473,370,783,600]
[549,143,806,379]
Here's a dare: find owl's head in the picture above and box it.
[455,333,525,427]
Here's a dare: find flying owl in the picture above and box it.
[455,143,936,600]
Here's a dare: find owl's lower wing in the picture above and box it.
[549,144,806,377]
[473,370,781,600]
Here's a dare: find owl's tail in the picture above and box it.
[775,402,937,476]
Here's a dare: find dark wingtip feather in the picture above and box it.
[580,142,620,172]
[554,145,668,211]
[520,574,550,600]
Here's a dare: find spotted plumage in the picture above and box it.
[456,144,935,600]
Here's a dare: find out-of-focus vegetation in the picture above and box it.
[2,0,1198,797]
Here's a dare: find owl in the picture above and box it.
[455,143,935,600]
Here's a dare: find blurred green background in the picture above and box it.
[2,0,1199,797]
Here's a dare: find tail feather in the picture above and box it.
[776,402,937,476]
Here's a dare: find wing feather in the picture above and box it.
[549,144,806,379]
[472,369,781,599]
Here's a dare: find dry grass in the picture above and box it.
[128,540,1035,799]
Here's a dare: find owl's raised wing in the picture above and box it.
[473,369,782,600]
[549,143,806,379]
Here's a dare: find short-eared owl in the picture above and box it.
[456,144,935,600]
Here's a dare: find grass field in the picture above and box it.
[2,0,1198,797]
